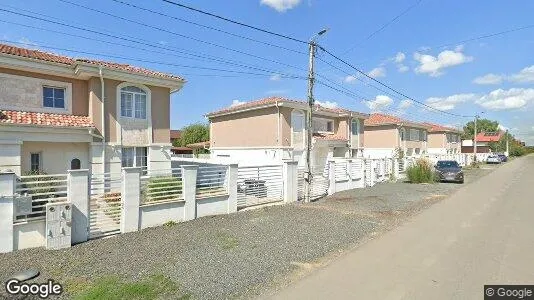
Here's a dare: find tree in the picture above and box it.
[489,132,526,157]
[462,118,499,139]
[172,123,209,154]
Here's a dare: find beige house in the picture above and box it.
[423,123,462,155]
[206,97,369,166]
[0,43,184,175]
[363,113,430,158]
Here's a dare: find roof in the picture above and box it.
[476,131,504,142]
[206,97,368,118]
[0,110,94,128]
[170,130,182,139]
[423,122,461,133]
[171,146,192,151]
[364,113,429,129]
[0,43,184,81]
[186,141,210,149]
[313,133,347,141]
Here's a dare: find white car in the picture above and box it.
[486,155,501,164]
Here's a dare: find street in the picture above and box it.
[268,155,534,300]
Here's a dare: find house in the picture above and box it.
[0,43,185,176]
[424,123,462,155]
[205,97,369,167]
[170,130,193,155]
[363,113,430,158]
[462,131,504,153]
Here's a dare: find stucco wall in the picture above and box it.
[21,142,89,174]
[210,107,279,148]
[428,132,445,148]
[364,125,398,148]
[150,85,171,144]
[0,67,88,115]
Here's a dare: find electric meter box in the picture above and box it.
[45,202,72,250]
[14,195,32,217]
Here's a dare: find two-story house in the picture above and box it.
[363,113,430,158]
[205,97,369,167]
[423,123,462,155]
[0,43,184,175]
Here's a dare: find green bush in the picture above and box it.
[142,176,182,203]
[406,159,435,184]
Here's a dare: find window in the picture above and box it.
[351,119,359,135]
[30,153,40,172]
[43,87,65,108]
[420,130,427,142]
[400,128,406,141]
[70,158,81,170]
[409,129,420,141]
[291,111,304,132]
[415,148,421,155]
[121,147,148,169]
[120,86,147,119]
[313,118,334,133]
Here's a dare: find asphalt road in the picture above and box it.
[268,155,534,300]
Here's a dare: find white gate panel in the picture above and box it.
[89,173,122,239]
[237,165,283,208]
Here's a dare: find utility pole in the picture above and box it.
[506,129,509,156]
[473,114,479,162]
[305,29,328,203]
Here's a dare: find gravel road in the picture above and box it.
[0,166,495,299]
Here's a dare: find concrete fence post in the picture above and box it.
[121,167,141,233]
[328,160,336,195]
[227,164,238,212]
[393,159,399,181]
[181,165,198,221]
[282,160,298,203]
[68,169,90,244]
[0,172,16,253]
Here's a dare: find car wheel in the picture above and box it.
[460,180,464,184]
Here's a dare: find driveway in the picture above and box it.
[267,156,534,300]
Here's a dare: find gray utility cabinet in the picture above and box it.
[46,202,72,250]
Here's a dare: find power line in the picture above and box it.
[0,7,307,76]
[160,0,308,44]
[105,0,306,55]
[343,0,423,54]
[319,46,474,118]
[0,39,307,79]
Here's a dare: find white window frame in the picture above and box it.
[409,129,419,141]
[42,86,66,109]
[291,109,306,147]
[121,147,148,169]
[120,86,147,119]
[30,152,41,172]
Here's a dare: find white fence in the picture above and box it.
[237,165,284,208]
[297,165,330,201]
[89,172,122,239]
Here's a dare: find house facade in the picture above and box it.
[462,131,504,154]
[0,43,184,176]
[206,97,369,167]
[363,113,430,158]
[424,123,462,155]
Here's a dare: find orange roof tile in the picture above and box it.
[206,96,360,117]
[313,133,347,141]
[0,43,184,81]
[475,131,504,142]
[0,110,94,128]
[423,122,461,133]
[364,113,429,129]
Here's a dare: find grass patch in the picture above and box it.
[163,220,178,227]
[142,176,183,203]
[216,232,239,250]
[72,275,190,300]
[406,159,436,184]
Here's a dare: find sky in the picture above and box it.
[1,0,534,145]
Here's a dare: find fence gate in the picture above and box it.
[89,173,122,239]
[297,165,330,201]
[237,165,284,209]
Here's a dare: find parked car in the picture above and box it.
[434,160,464,184]
[496,153,508,162]
[486,155,502,164]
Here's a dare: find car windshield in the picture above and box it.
[436,161,459,168]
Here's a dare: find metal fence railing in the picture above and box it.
[196,165,228,198]
[237,165,283,208]
[334,162,349,182]
[89,172,122,239]
[14,173,68,222]
[140,168,183,205]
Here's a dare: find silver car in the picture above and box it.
[486,155,501,164]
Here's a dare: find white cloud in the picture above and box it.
[398,99,413,109]
[344,75,357,83]
[230,100,246,107]
[269,73,282,81]
[498,124,508,131]
[425,93,477,110]
[18,37,39,50]
[260,0,301,12]
[394,52,406,63]
[473,73,504,85]
[398,65,409,73]
[414,49,473,77]
[509,65,534,83]
[532,126,534,131]
[315,100,338,109]
[368,67,386,78]
[366,95,393,111]
[476,88,534,111]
